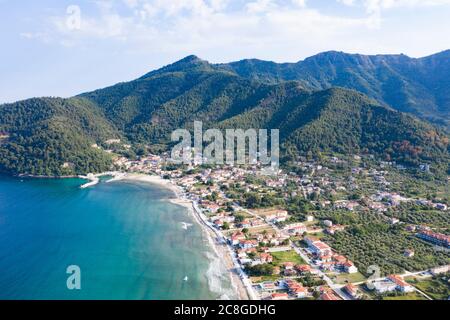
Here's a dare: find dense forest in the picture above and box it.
[0,98,120,176]
[218,50,450,129]
[0,53,449,176]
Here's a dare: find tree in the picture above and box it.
[245,264,274,276]
[234,213,245,223]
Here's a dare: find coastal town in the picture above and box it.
[85,141,450,301]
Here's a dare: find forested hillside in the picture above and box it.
[218,50,450,128]
[0,53,449,176]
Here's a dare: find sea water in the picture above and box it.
[0,176,235,300]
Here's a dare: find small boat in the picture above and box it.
[181,222,193,230]
[183,276,189,282]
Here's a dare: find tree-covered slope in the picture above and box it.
[217,86,449,172]
[0,97,120,176]
[80,56,272,144]
[218,50,450,128]
[0,53,449,176]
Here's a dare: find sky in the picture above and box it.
[1,0,449,103]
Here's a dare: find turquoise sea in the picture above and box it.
[0,176,235,300]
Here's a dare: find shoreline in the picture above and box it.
[9,172,253,300]
[116,173,252,301]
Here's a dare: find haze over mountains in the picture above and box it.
[0,51,449,176]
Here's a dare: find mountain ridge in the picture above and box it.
[214,50,450,128]
[0,50,449,176]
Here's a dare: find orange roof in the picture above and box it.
[291,286,308,293]
[344,284,358,294]
[333,255,347,263]
[419,230,450,243]
[283,262,295,267]
[320,292,339,300]
[271,293,288,299]
[295,264,311,271]
[388,275,409,287]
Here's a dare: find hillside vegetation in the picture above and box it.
[0,53,449,176]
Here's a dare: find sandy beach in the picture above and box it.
[111,173,251,300]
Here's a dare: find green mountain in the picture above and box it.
[0,97,120,176]
[0,53,449,176]
[218,50,450,128]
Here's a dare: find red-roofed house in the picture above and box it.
[388,275,414,293]
[308,240,332,257]
[284,280,309,298]
[319,292,339,300]
[260,253,273,264]
[343,284,361,299]
[270,293,289,300]
[283,262,295,270]
[229,231,246,245]
[295,264,312,274]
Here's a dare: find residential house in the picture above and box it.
[388,275,414,293]
[373,280,398,293]
[319,291,339,300]
[343,261,358,274]
[283,223,307,235]
[306,238,333,258]
[265,210,289,223]
[239,240,258,250]
[229,231,246,246]
[285,280,308,298]
[259,253,273,264]
[343,284,361,299]
[404,249,415,257]
[259,282,277,293]
[417,230,450,248]
[204,203,220,214]
[270,293,289,300]
[295,264,312,274]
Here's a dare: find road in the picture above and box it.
[241,204,351,301]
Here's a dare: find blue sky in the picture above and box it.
[1,0,450,103]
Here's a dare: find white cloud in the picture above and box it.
[338,0,450,10]
[20,0,450,61]
[245,0,277,14]
[41,0,367,44]
[122,0,139,8]
[356,0,450,28]
[337,0,356,5]
[291,0,307,7]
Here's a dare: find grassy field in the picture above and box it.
[332,272,367,284]
[247,225,277,235]
[406,276,450,300]
[307,231,326,239]
[271,250,306,266]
